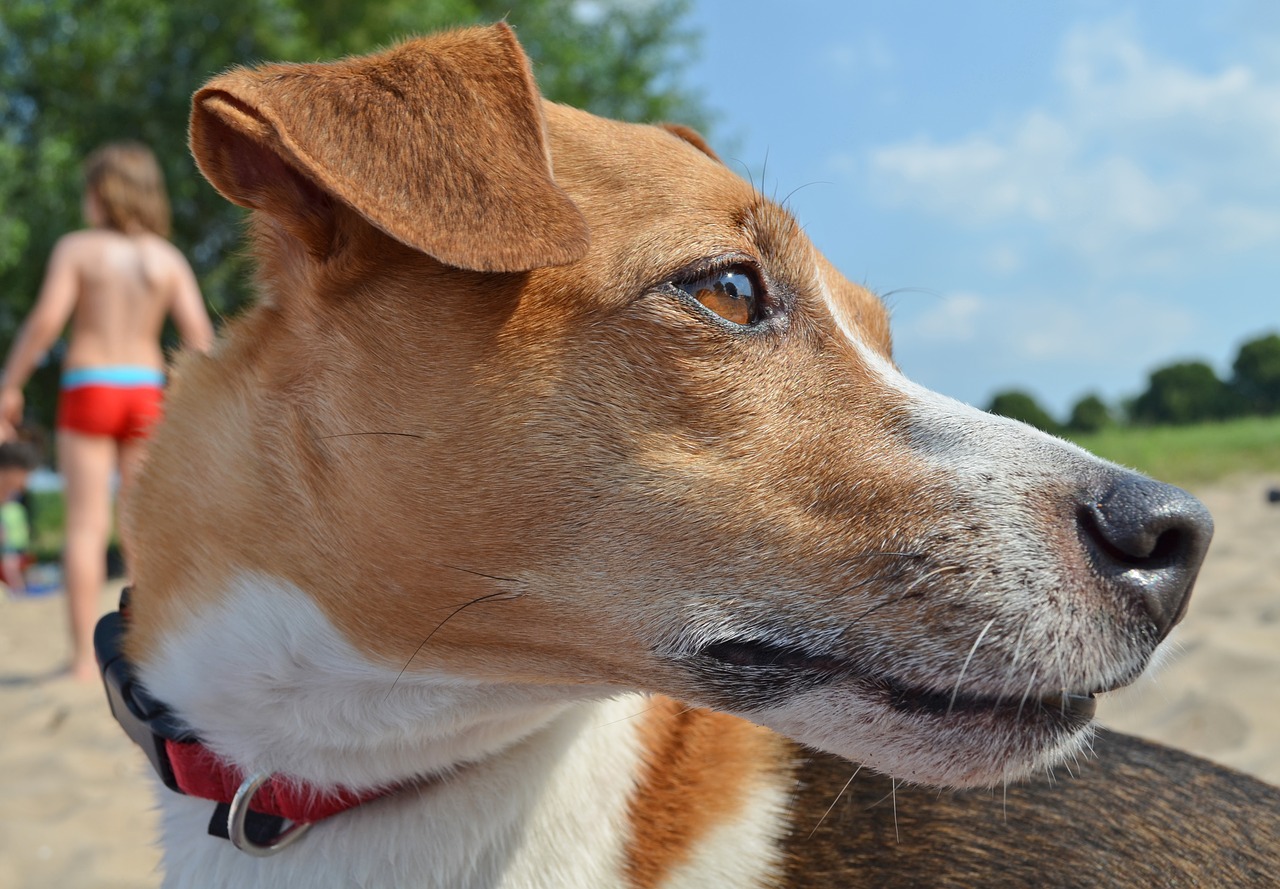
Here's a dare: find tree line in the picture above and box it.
[0,0,706,431]
[987,331,1280,434]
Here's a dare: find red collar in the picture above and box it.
[164,741,392,823]
[95,588,399,851]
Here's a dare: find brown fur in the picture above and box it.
[131,36,909,688]
[786,729,1280,886]
[189,25,587,271]
[625,699,788,887]
[124,23,1280,887]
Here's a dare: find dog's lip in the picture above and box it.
[698,639,848,674]
[882,681,1098,722]
[697,638,1100,724]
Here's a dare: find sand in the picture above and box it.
[1,475,1278,888]
[1095,474,1280,781]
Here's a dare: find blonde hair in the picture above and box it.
[83,141,171,238]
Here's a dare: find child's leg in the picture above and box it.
[2,551,24,593]
[57,429,115,681]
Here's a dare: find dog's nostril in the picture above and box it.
[1079,473,1213,637]
[1077,507,1191,568]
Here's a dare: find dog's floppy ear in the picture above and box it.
[189,24,589,272]
[660,123,722,163]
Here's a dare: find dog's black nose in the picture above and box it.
[1078,473,1213,637]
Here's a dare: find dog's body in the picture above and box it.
[118,24,1280,887]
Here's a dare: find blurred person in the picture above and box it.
[0,439,39,594]
[0,141,214,680]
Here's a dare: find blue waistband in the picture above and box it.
[61,366,166,389]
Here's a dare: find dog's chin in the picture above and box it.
[751,681,1100,789]
[689,639,1109,788]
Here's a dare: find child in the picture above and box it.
[0,142,214,679]
[0,440,39,594]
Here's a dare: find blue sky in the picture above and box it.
[683,1,1280,417]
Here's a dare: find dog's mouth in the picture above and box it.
[885,683,1098,722]
[696,638,1099,726]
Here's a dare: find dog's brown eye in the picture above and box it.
[676,267,765,326]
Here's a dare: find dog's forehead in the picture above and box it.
[541,102,754,241]
[539,102,892,353]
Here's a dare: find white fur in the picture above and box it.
[140,573,652,888]
[660,778,791,889]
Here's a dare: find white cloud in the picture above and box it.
[984,244,1023,275]
[867,20,1280,273]
[894,287,1202,414]
[900,289,1197,365]
[902,291,987,343]
[821,32,895,78]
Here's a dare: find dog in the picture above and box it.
[102,23,1280,888]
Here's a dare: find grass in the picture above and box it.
[1065,414,1280,488]
[27,491,123,569]
[29,490,66,563]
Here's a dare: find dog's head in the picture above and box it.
[132,24,1211,789]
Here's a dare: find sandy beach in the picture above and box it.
[1,474,1278,888]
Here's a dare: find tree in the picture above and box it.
[1230,331,1280,416]
[986,390,1061,435]
[1067,393,1112,434]
[1129,361,1239,425]
[0,0,707,429]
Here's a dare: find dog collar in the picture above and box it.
[94,588,399,855]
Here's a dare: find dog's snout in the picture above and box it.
[1078,474,1214,637]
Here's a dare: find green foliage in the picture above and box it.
[986,390,1062,434]
[28,489,66,562]
[1067,393,1112,434]
[1230,331,1280,415]
[0,0,707,429]
[1066,414,1280,488]
[1128,360,1241,426]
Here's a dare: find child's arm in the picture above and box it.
[168,248,214,355]
[0,235,82,436]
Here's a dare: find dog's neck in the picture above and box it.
[135,572,672,888]
[135,572,789,888]
[137,572,611,788]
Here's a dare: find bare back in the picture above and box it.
[60,228,190,371]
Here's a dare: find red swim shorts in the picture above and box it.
[57,367,166,442]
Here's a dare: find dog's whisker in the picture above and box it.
[1062,755,1078,780]
[597,701,663,728]
[386,590,524,700]
[891,779,900,845]
[312,431,428,442]
[779,180,831,211]
[436,563,523,585]
[807,765,863,840]
[1052,645,1072,716]
[907,564,965,591]
[879,286,944,303]
[848,587,916,622]
[845,550,929,564]
[1007,617,1031,677]
[947,618,996,716]
[1016,669,1040,723]
[847,562,965,622]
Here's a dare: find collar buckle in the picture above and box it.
[94,593,198,795]
[228,773,313,856]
